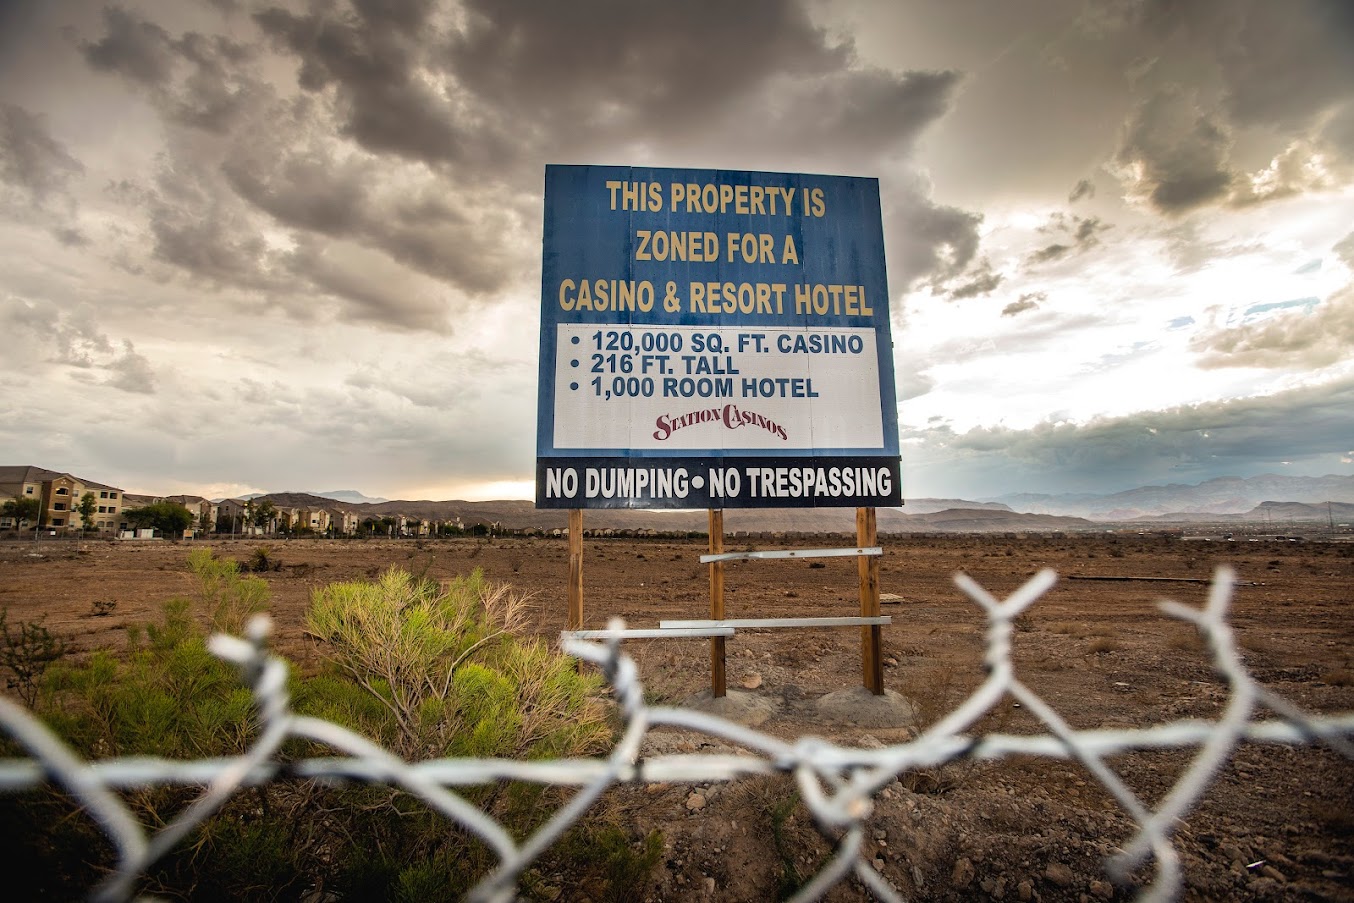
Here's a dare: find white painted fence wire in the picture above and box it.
[1,565,1352,902]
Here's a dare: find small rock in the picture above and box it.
[742,673,763,689]
[1017,878,1034,901]
[704,877,716,895]
[1044,862,1074,887]
[1088,878,1114,899]
[1260,865,1286,883]
[953,857,976,888]
[991,875,1007,899]
[911,864,925,889]
[686,792,706,811]
[873,857,885,873]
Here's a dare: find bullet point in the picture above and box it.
[571,336,580,344]
[571,359,579,367]
[570,382,579,390]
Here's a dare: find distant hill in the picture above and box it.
[242,489,387,505]
[310,489,389,505]
[239,475,1354,533]
[898,498,1013,515]
[242,494,1094,534]
[1132,500,1354,526]
[989,474,1354,520]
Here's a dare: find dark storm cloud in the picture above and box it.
[447,0,844,139]
[947,260,1002,300]
[253,3,470,165]
[0,103,84,203]
[887,177,983,291]
[146,173,279,291]
[250,0,964,179]
[1095,0,1354,213]
[1,295,109,367]
[1027,213,1110,265]
[1002,292,1045,317]
[69,0,976,312]
[165,31,263,134]
[221,143,519,295]
[283,237,453,333]
[0,295,154,393]
[80,5,176,85]
[1115,87,1235,215]
[946,375,1354,488]
[1139,0,1354,144]
[98,341,157,394]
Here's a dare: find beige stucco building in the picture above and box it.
[0,465,126,533]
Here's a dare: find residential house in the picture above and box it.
[330,509,360,535]
[215,498,254,534]
[295,507,332,534]
[163,495,217,534]
[0,465,125,533]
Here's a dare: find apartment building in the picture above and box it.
[0,465,125,532]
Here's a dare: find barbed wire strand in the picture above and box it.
[0,567,1350,902]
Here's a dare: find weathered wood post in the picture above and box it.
[708,508,726,697]
[858,507,883,694]
[568,509,583,631]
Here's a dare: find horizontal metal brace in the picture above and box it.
[561,627,735,641]
[699,546,882,564]
[660,616,892,630]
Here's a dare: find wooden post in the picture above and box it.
[568,509,583,631]
[857,507,883,694]
[708,508,726,698]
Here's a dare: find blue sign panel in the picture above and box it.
[537,164,900,509]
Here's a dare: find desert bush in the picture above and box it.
[2,562,629,900]
[247,545,280,573]
[0,609,70,706]
[1320,667,1354,688]
[187,548,270,634]
[304,567,609,761]
[43,598,256,759]
[1086,635,1119,655]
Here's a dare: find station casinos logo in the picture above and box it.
[652,404,788,442]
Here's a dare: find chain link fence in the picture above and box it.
[2,565,1352,902]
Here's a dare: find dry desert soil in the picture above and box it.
[1,532,1351,902]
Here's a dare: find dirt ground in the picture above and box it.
[1,532,1351,902]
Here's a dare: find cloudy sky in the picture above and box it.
[1,0,1351,502]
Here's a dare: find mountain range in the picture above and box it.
[249,474,1354,533]
[986,474,1354,520]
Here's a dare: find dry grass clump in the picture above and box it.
[1320,667,1354,688]
[1086,635,1119,655]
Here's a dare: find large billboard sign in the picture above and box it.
[536,164,900,509]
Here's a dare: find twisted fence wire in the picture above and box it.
[0,565,1351,902]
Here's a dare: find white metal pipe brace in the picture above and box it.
[560,627,736,640]
[699,546,882,563]
[660,616,892,629]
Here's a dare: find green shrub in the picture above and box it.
[3,561,634,900]
[303,567,610,761]
[0,609,69,706]
[188,547,270,634]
